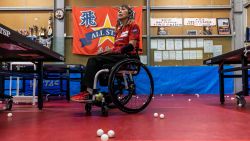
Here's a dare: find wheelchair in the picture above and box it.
[82,51,154,116]
[0,95,13,111]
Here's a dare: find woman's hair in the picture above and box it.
[120,4,134,19]
[116,4,135,30]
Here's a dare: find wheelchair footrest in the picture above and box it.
[76,99,93,103]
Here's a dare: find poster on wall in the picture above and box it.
[217,18,231,35]
[72,6,142,55]
[184,18,216,26]
[150,18,183,26]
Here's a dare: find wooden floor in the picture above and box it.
[1,94,250,141]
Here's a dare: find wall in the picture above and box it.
[0,0,233,66]
[0,0,53,30]
[64,0,146,65]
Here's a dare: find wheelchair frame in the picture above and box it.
[82,58,154,116]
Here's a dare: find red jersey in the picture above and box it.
[113,22,140,54]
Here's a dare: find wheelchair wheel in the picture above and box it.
[4,98,13,111]
[236,95,246,107]
[101,106,109,116]
[108,59,154,113]
[85,103,92,114]
[112,77,132,106]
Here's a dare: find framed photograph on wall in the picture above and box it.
[203,26,212,35]
[217,18,231,35]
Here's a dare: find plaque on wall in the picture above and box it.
[186,30,197,35]
[157,26,168,35]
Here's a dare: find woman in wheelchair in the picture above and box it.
[71,5,140,101]
[71,5,154,115]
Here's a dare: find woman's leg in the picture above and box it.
[71,54,128,101]
[83,54,127,89]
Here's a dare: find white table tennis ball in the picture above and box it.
[188,99,191,102]
[97,129,104,137]
[107,130,115,138]
[153,112,158,118]
[159,114,165,119]
[7,113,12,117]
[101,134,109,141]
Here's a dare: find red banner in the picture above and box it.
[72,6,142,55]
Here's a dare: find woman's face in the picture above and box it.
[118,6,129,20]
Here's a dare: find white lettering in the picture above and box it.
[120,31,128,37]
[0,27,11,37]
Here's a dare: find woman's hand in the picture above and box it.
[98,50,120,56]
[97,50,112,55]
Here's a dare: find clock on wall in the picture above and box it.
[55,8,64,20]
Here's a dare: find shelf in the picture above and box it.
[65,35,73,39]
[150,5,231,10]
[65,6,147,11]
[0,7,54,11]
[66,35,148,38]
[64,5,231,11]
[66,35,232,39]
[149,35,233,38]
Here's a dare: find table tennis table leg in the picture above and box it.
[0,76,4,98]
[241,55,248,96]
[219,64,225,104]
[66,69,70,102]
[36,62,43,110]
[0,62,3,97]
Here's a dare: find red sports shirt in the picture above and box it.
[113,22,140,54]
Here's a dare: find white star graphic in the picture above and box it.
[91,14,115,46]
